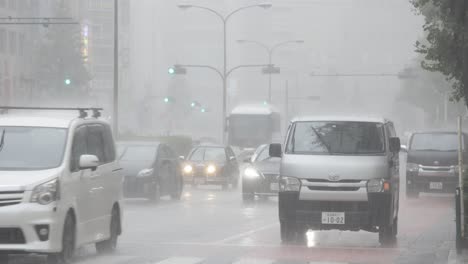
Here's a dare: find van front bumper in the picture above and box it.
[279,191,393,232]
[0,201,63,254]
[407,170,458,194]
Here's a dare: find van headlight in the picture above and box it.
[206,165,217,174]
[406,163,419,172]
[279,176,301,192]
[183,164,193,174]
[244,167,260,179]
[31,179,60,205]
[137,168,154,177]
[367,178,391,193]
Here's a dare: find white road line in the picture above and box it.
[152,257,204,264]
[231,258,275,264]
[213,223,279,244]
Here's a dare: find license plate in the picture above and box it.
[270,183,279,191]
[321,212,345,225]
[430,182,443,190]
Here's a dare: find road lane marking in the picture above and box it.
[213,223,279,244]
[232,258,275,264]
[152,257,204,264]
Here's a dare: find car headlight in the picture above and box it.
[137,168,154,177]
[183,164,193,174]
[244,167,260,179]
[31,179,60,205]
[406,163,419,172]
[206,165,216,174]
[279,176,301,192]
[367,178,391,193]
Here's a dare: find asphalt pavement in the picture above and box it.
[8,156,468,264]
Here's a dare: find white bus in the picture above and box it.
[227,103,281,149]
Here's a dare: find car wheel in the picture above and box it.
[148,181,161,203]
[406,188,419,199]
[242,192,255,202]
[96,207,120,254]
[48,214,76,264]
[171,182,183,200]
[379,220,397,246]
[280,221,297,244]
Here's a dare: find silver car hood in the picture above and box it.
[281,154,389,181]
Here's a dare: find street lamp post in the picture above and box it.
[177,3,272,144]
[237,39,304,102]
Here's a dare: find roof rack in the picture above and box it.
[0,106,103,118]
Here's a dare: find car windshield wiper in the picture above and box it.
[0,129,5,152]
[310,126,331,154]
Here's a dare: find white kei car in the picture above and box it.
[0,107,123,264]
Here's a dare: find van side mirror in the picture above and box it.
[79,155,100,171]
[269,143,282,158]
[400,145,408,152]
[389,137,401,153]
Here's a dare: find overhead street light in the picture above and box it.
[176,3,272,144]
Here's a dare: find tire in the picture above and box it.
[96,207,120,254]
[171,182,183,200]
[280,221,296,244]
[148,181,160,203]
[242,193,255,202]
[48,214,76,264]
[379,219,397,246]
[406,188,419,199]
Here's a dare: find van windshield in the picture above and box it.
[0,126,68,170]
[410,133,458,151]
[286,121,385,155]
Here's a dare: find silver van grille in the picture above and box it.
[0,191,24,207]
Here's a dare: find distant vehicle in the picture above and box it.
[242,144,281,201]
[227,103,281,149]
[402,131,467,198]
[182,145,239,190]
[0,107,123,264]
[270,116,400,246]
[118,142,183,202]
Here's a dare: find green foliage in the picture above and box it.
[33,2,90,100]
[411,0,468,103]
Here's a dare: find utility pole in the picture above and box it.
[113,0,119,137]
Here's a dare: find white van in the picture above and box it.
[270,116,400,246]
[0,107,123,263]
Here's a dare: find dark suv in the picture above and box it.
[404,131,467,198]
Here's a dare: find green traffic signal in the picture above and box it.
[164,97,170,103]
[200,108,206,113]
[168,67,176,75]
[64,78,71,85]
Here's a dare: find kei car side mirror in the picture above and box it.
[269,143,282,158]
[389,137,401,153]
[79,155,100,171]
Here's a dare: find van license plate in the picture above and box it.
[430,182,443,190]
[321,212,345,225]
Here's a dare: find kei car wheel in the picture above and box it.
[96,207,120,254]
[280,221,297,243]
[48,214,76,264]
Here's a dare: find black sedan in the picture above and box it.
[182,145,239,190]
[118,141,183,202]
[242,144,281,201]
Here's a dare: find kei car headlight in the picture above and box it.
[137,168,154,177]
[406,163,420,172]
[367,178,391,193]
[244,167,260,179]
[279,176,301,192]
[206,165,217,174]
[31,179,60,205]
[183,164,193,174]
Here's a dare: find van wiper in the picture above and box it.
[0,129,5,152]
[310,126,331,153]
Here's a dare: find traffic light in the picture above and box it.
[200,108,206,113]
[168,68,176,75]
[64,78,71,85]
[263,101,268,105]
[163,97,175,104]
[191,101,201,108]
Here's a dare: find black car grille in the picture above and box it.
[296,200,369,212]
[306,179,362,184]
[307,186,360,192]
[0,191,23,207]
[0,228,25,244]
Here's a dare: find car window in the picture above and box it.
[410,133,459,151]
[189,148,205,161]
[255,146,270,162]
[120,145,157,161]
[87,124,106,163]
[226,147,236,159]
[71,126,88,172]
[102,125,116,162]
[189,147,226,162]
[158,145,169,160]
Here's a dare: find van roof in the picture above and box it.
[0,113,106,129]
[291,115,389,123]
